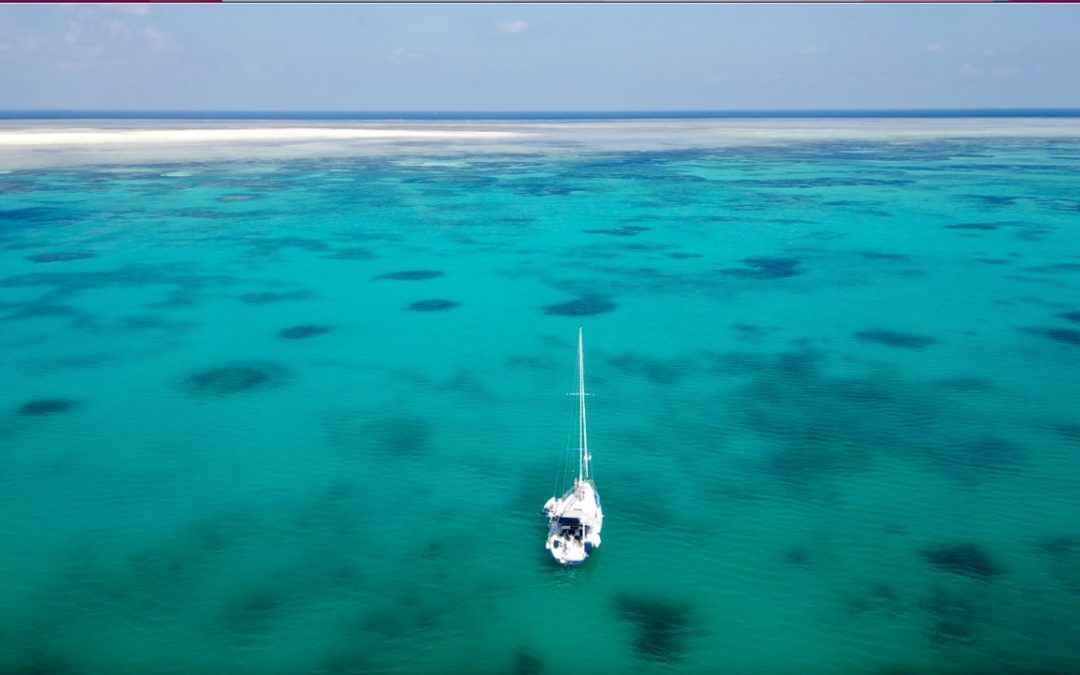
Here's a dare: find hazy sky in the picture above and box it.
[1,4,1078,111]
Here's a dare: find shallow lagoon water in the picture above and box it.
[2,126,1080,673]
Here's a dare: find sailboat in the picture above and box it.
[542,327,604,566]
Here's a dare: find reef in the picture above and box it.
[919,543,1003,580]
[542,296,616,316]
[374,270,444,281]
[1055,423,1080,443]
[187,362,287,395]
[854,329,937,349]
[363,416,431,457]
[932,377,995,392]
[721,256,803,279]
[583,225,650,237]
[968,194,1017,207]
[512,648,544,675]
[245,236,328,256]
[17,398,78,416]
[920,585,978,646]
[408,299,459,312]
[1028,327,1080,346]
[279,324,332,340]
[1036,536,1077,560]
[240,290,312,305]
[323,247,377,260]
[1061,311,1080,324]
[25,251,96,264]
[845,583,903,616]
[857,250,911,262]
[614,593,694,662]
[668,252,704,259]
[784,546,811,568]
[224,588,288,635]
[605,353,692,385]
[954,437,1024,473]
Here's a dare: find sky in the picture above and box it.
[1,4,1079,111]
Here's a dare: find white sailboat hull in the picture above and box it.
[543,327,602,566]
[544,479,603,565]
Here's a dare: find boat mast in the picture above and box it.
[578,326,590,483]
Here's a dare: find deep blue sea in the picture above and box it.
[2,122,1079,673]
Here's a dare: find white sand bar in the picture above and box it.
[2,118,1079,170]
[0,127,519,147]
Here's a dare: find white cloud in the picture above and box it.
[954,62,1020,79]
[141,26,175,53]
[100,4,151,17]
[101,19,130,38]
[387,48,422,66]
[923,42,943,53]
[496,20,528,35]
[799,44,827,56]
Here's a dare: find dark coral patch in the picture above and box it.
[615,594,694,662]
[374,270,444,281]
[517,184,578,197]
[543,296,616,317]
[187,363,286,396]
[784,546,811,568]
[845,583,902,616]
[1035,536,1080,593]
[1025,262,1080,274]
[954,437,1024,472]
[583,225,650,237]
[247,237,328,255]
[1048,329,1080,345]
[225,588,288,634]
[945,223,1000,231]
[854,329,937,349]
[606,353,689,385]
[857,250,910,262]
[26,251,96,264]
[1061,311,1080,324]
[1055,423,1080,443]
[7,304,79,321]
[364,416,431,457]
[324,247,376,260]
[405,174,496,188]
[969,194,1017,207]
[919,543,1003,580]
[240,290,312,305]
[279,324,332,340]
[18,398,78,416]
[721,256,803,279]
[668,252,704,259]
[512,648,544,675]
[408,299,459,312]
[1026,327,1080,346]
[920,585,977,646]
[1036,536,1077,560]
[932,377,995,392]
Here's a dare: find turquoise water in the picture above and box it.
[2,134,1080,673]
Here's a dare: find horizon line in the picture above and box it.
[3,107,1080,119]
